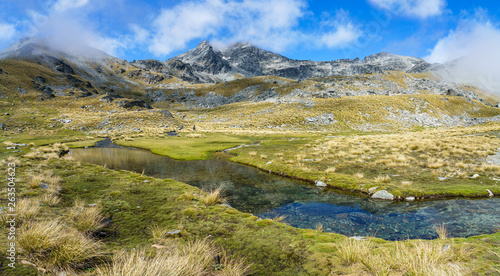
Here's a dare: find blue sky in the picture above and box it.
[0,0,499,63]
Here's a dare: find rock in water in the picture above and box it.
[371,190,395,200]
[315,180,327,187]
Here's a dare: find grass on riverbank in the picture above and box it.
[230,123,500,199]
[1,143,500,275]
[113,133,258,160]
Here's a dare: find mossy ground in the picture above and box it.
[1,144,499,275]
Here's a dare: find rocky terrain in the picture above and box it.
[0,37,498,134]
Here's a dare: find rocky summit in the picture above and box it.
[167,41,432,82]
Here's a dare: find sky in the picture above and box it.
[0,0,499,65]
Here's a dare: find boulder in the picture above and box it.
[116,99,152,109]
[315,180,327,187]
[371,190,395,200]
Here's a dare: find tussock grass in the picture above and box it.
[374,175,391,183]
[325,166,336,173]
[26,170,62,189]
[96,239,249,276]
[18,219,103,272]
[335,238,373,266]
[41,193,61,206]
[186,133,206,138]
[67,199,105,235]
[149,224,170,244]
[16,197,41,222]
[434,223,448,239]
[200,187,226,206]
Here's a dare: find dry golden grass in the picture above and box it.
[186,133,207,138]
[332,238,472,276]
[96,239,250,276]
[325,166,336,173]
[42,194,61,207]
[16,197,41,222]
[26,170,62,189]
[353,172,364,179]
[67,199,105,235]
[374,175,391,183]
[335,238,373,266]
[248,151,257,156]
[149,225,170,245]
[434,224,448,239]
[200,187,226,206]
[18,219,103,272]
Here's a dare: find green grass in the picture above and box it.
[64,138,104,148]
[1,143,500,275]
[113,133,258,160]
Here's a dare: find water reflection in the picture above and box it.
[70,146,500,240]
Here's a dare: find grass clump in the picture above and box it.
[67,198,105,235]
[200,187,226,206]
[18,219,103,272]
[96,239,250,276]
[16,197,41,222]
[374,175,391,183]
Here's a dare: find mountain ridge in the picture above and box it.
[166,40,432,82]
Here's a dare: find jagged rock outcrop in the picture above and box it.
[167,41,433,82]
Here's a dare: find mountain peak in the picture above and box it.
[196,40,212,48]
[0,36,110,61]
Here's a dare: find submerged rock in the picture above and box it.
[315,180,327,187]
[371,190,395,200]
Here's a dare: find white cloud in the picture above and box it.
[320,23,362,48]
[23,0,126,57]
[0,23,16,41]
[318,10,362,48]
[148,0,361,56]
[368,0,446,18]
[52,0,90,13]
[425,13,500,95]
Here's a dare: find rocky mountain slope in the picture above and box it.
[0,37,496,111]
[166,41,432,82]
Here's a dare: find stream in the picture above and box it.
[70,141,500,241]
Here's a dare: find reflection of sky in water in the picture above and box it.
[71,146,500,240]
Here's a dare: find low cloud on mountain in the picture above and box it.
[425,10,500,95]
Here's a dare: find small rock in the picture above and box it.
[371,190,395,200]
[266,161,272,165]
[438,176,447,181]
[87,203,97,207]
[315,180,327,187]
[486,189,494,197]
[349,236,366,241]
[405,196,416,201]
[168,230,182,235]
[5,113,10,116]
[442,244,451,253]
[60,119,72,124]
[368,186,379,194]
[471,174,480,179]
[39,182,48,189]
[143,180,150,183]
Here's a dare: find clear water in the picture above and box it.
[70,143,500,241]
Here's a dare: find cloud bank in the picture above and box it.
[425,11,500,95]
[0,23,16,42]
[368,0,446,18]
[148,0,361,56]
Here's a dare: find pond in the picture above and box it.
[70,141,500,241]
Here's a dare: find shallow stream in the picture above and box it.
[70,141,500,241]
